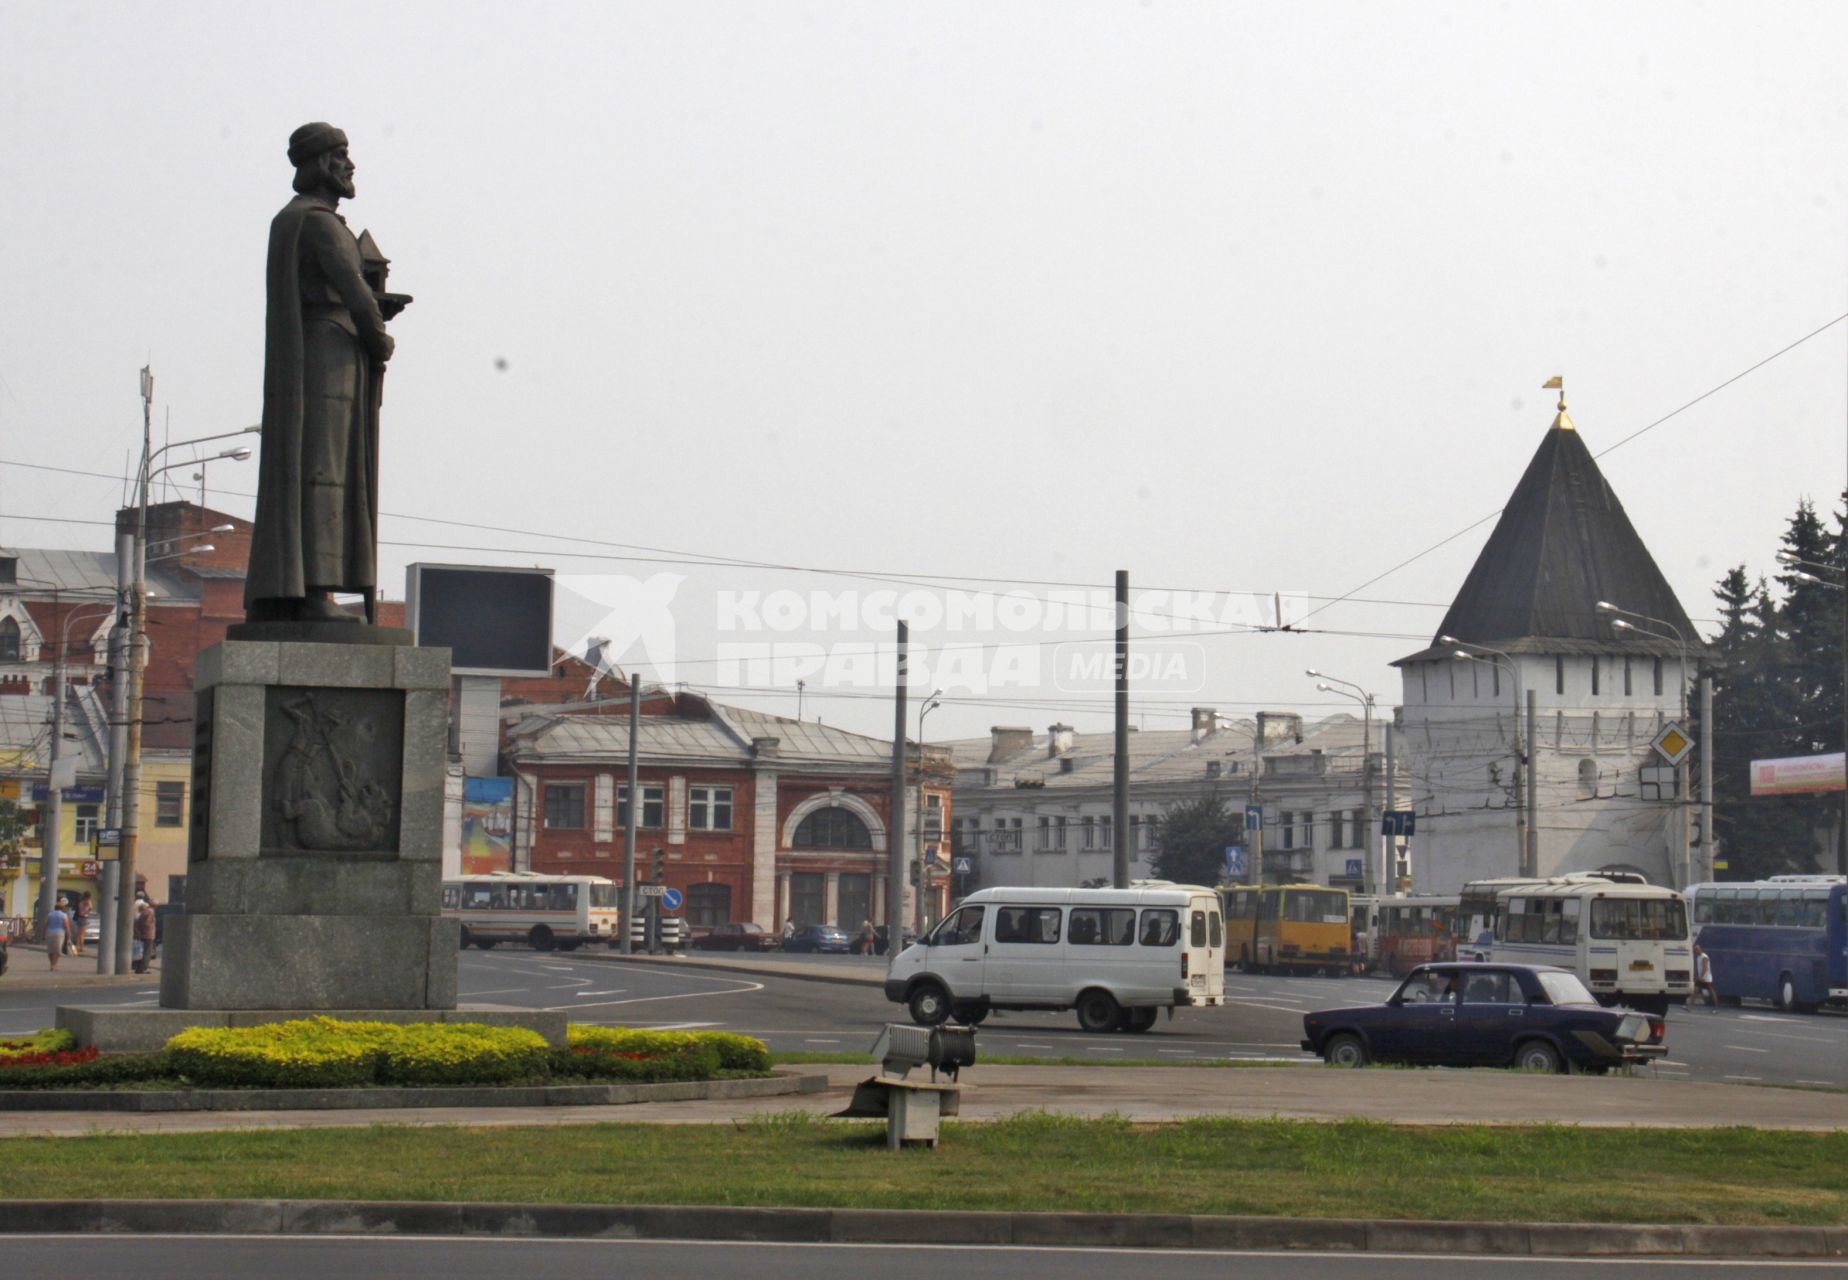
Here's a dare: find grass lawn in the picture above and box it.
[2,1115,1845,1225]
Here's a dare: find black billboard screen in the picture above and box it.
[408,564,554,676]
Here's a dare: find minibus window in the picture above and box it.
[1209,911,1223,948]
[995,906,1062,944]
[1070,908,1135,946]
[1139,909,1179,946]
[1190,910,1207,948]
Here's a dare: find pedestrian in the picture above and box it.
[70,894,89,957]
[1689,942,1718,1010]
[132,895,158,974]
[44,899,71,973]
[855,919,876,955]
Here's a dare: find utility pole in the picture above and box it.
[99,520,131,974]
[1700,673,1715,883]
[113,366,153,975]
[1112,570,1129,889]
[36,605,68,931]
[1524,688,1538,879]
[621,676,639,954]
[1251,713,1266,886]
[886,620,908,948]
[1383,722,1397,891]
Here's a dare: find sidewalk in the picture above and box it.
[1,936,157,990]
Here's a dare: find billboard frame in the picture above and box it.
[406,562,556,678]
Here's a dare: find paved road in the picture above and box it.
[11,948,1848,1089]
[3,1237,1844,1278]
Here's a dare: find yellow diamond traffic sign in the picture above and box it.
[1651,722,1693,766]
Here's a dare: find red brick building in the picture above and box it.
[504,692,952,932]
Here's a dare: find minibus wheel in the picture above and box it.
[529,925,555,952]
[1076,989,1122,1033]
[459,926,472,949]
[907,982,951,1026]
[474,939,497,950]
[951,1003,989,1026]
[1120,1008,1158,1033]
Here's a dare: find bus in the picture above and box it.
[1457,873,1691,1014]
[441,872,623,951]
[1370,895,1465,977]
[1222,883,1352,975]
[1686,877,1848,1012]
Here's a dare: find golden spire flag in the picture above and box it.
[1541,376,1563,390]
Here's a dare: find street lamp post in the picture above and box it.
[914,689,942,935]
[1440,635,1533,877]
[113,402,257,973]
[1306,669,1375,895]
[1597,601,1697,887]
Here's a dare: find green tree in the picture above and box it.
[1152,790,1243,886]
[0,798,24,873]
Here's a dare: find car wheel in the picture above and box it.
[908,982,951,1026]
[1120,1008,1158,1033]
[1514,1039,1564,1073]
[458,925,472,949]
[1075,989,1122,1033]
[1323,1033,1368,1067]
[1776,974,1798,1012]
[529,925,554,952]
[474,939,498,950]
[951,1003,990,1026]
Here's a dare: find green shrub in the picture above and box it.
[166,1018,550,1089]
[375,1024,549,1086]
[0,1029,78,1061]
[559,1025,723,1081]
[0,1050,172,1089]
[704,1032,772,1073]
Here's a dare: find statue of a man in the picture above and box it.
[245,122,402,625]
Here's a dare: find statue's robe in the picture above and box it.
[245,194,388,611]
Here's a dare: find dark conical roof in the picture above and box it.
[1410,414,1695,659]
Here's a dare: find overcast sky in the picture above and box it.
[3,1,1845,743]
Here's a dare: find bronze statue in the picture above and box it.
[245,123,409,626]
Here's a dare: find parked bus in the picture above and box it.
[441,872,622,951]
[884,883,1226,1031]
[1686,877,1848,1012]
[1456,873,1690,1013]
[1371,895,1465,977]
[1221,883,1352,975]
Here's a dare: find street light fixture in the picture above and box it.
[1599,602,1700,887]
[1306,669,1377,896]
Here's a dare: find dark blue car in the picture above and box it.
[1301,962,1667,1074]
[782,923,852,954]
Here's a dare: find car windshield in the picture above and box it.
[1536,971,1598,1005]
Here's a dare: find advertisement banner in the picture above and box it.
[461,776,514,875]
[1750,753,1846,797]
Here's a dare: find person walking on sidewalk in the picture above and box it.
[1688,942,1718,1010]
[132,896,158,974]
[70,894,89,957]
[43,900,72,973]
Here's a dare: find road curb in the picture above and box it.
[0,1199,1842,1257]
[0,1070,826,1112]
[583,951,885,989]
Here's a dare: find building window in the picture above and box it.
[1281,812,1295,851]
[1327,811,1344,849]
[1493,665,1501,697]
[74,804,99,844]
[544,783,586,829]
[687,882,731,927]
[0,616,18,662]
[688,786,733,831]
[1420,664,1428,701]
[1591,657,1600,696]
[1556,655,1566,695]
[839,873,871,929]
[1037,815,1055,852]
[1471,664,1479,698]
[617,784,665,829]
[1578,758,1597,799]
[1447,663,1455,698]
[1623,657,1633,697]
[922,792,943,838]
[789,872,826,924]
[1051,815,1067,849]
[794,807,872,849]
[1653,657,1663,696]
[155,781,185,827]
[1081,815,1095,848]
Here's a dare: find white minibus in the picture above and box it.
[1457,873,1690,1013]
[441,872,622,951]
[883,883,1225,1032]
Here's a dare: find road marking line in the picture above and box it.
[573,990,627,998]
[641,1022,722,1031]
[1090,1047,1124,1053]
[1723,1045,1771,1053]
[1015,1044,1054,1050]
[1156,1050,1196,1056]
[1723,1074,1763,1081]
[460,987,531,997]
[1798,1079,1836,1086]
[804,1038,841,1044]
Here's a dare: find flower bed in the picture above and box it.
[0,1021,773,1091]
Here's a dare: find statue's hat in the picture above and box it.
[287,122,348,167]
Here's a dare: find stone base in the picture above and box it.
[224,620,412,646]
[159,915,460,1011]
[55,1005,568,1055]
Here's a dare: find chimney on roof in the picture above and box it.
[989,726,1033,762]
[1047,724,1075,757]
[1190,707,1217,744]
[752,736,780,758]
[1205,760,1222,778]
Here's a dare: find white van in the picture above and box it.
[882,884,1226,1032]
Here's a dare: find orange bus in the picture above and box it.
[1221,883,1352,975]
[1371,894,1464,976]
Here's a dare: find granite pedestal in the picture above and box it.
[61,638,557,1051]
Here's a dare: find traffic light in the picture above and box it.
[652,848,665,881]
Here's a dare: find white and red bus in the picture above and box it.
[441,872,622,952]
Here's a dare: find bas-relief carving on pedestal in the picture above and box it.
[260,686,404,855]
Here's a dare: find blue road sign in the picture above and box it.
[1345,858,1362,879]
[1244,805,1263,831]
[1381,811,1417,837]
[1225,845,1246,879]
[660,887,684,912]
[952,857,973,875]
